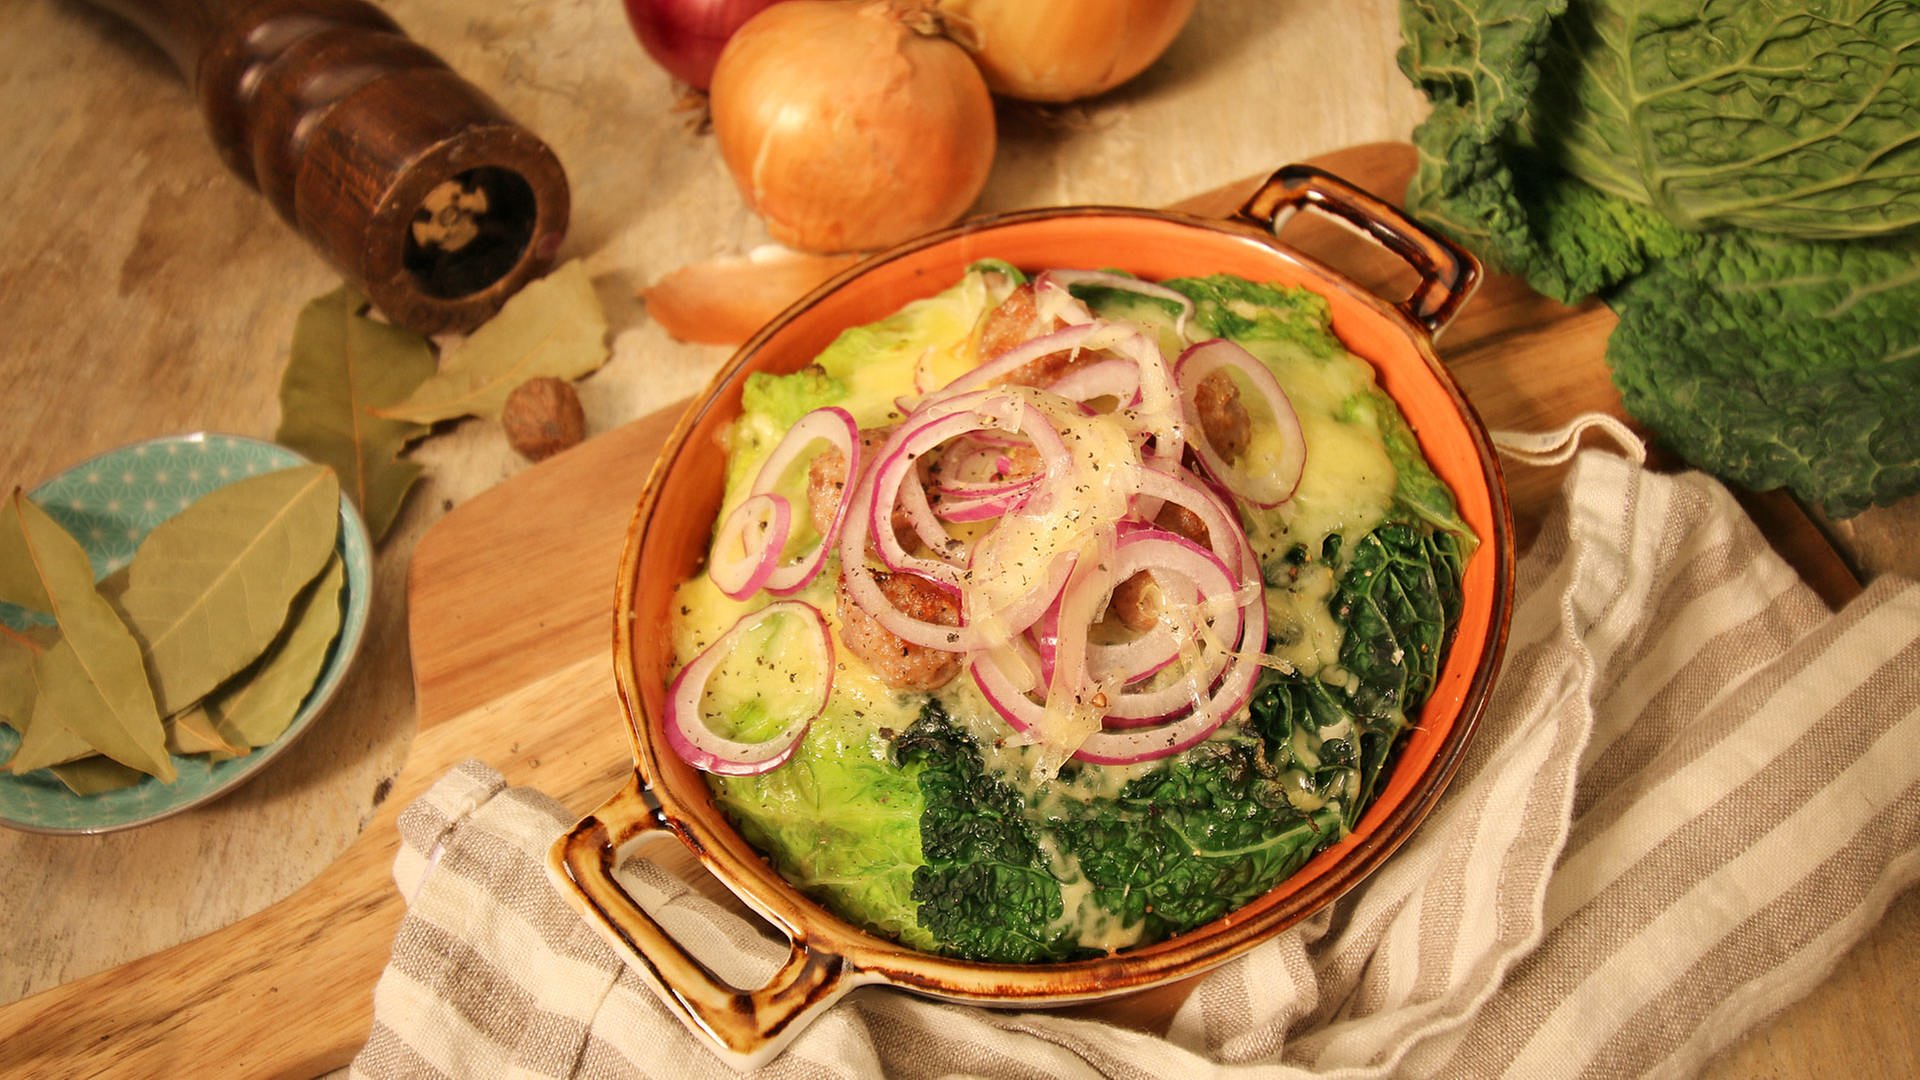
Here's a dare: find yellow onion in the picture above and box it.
[709,0,997,253]
[933,0,1196,102]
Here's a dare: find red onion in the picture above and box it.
[1043,358,1143,408]
[929,322,1108,401]
[786,274,1301,769]
[1036,269,1194,341]
[665,601,832,775]
[1031,525,1243,694]
[1175,338,1307,507]
[707,492,791,600]
[982,540,1267,768]
[753,406,860,596]
[621,0,784,91]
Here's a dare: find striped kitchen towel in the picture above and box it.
[351,448,1920,1079]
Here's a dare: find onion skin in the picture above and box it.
[933,0,1197,102]
[641,247,863,345]
[709,0,997,253]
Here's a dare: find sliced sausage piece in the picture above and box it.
[836,570,963,692]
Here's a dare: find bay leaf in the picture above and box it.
[0,496,52,613]
[95,563,130,608]
[49,756,146,796]
[6,676,95,774]
[166,707,246,757]
[0,623,49,728]
[10,491,171,780]
[277,285,436,542]
[203,553,345,752]
[375,260,608,424]
[116,465,340,717]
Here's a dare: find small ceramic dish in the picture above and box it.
[0,433,373,834]
[550,165,1516,1068]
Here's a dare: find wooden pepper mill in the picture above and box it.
[89,0,571,334]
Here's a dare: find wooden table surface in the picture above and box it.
[1,1,1914,1076]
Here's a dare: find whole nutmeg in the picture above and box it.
[502,377,586,461]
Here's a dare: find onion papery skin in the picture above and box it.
[709,0,997,253]
[665,601,834,775]
[932,0,1197,103]
[622,0,786,91]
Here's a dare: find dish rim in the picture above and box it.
[613,201,1513,985]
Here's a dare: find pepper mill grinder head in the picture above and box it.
[93,0,571,335]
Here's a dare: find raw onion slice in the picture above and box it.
[708,492,792,600]
[1030,274,1096,327]
[971,484,1267,765]
[932,433,1036,488]
[1175,338,1306,507]
[934,321,1111,399]
[1096,527,1243,695]
[752,406,860,595]
[932,484,1035,523]
[838,393,1080,653]
[1036,269,1195,342]
[864,390,1070,583]
[1134,469,1240,560]
[893,468,968,566]
[1072,590,1268,766]
[665,601,833,776]
[1044,357,1142,408]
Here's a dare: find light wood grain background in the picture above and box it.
[0,0,1913,1075]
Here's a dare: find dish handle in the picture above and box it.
[1235,164,1482,338]
[546,772,858,1070]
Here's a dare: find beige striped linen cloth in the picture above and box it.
[351,446,1920,1079]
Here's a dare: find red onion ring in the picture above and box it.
[707,492,792,600]
[932,322,1110,400]
[838,392,1082,653]
[1043,357,1142,408]
[1030,274,1096,327]
[1060,531,1244,727]
[776,275,1303,770]
[1095,527,1242,693]
[1069,600,1266,765]
[932,485,1035,523]
[1174,339,1307,508]
[1035,268,1195,341]
[753,406,860,595]
[665,601,833,775]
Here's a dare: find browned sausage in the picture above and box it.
[836,570,963,691]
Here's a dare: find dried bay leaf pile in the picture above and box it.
[278,259,610,542]
[0,466,345,796]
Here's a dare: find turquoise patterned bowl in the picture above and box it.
[0,433,373,834]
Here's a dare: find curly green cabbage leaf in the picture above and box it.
[1398,0,1920,515]
[1609,231,1920,515]
[1529,2,1920,239]
[1397,0,1673,303]
[892,510,1467,963]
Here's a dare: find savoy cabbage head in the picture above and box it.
[1398,0,1920,515]
[1530,2,1920,239]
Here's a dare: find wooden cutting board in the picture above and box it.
[0,142,1858,1077]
